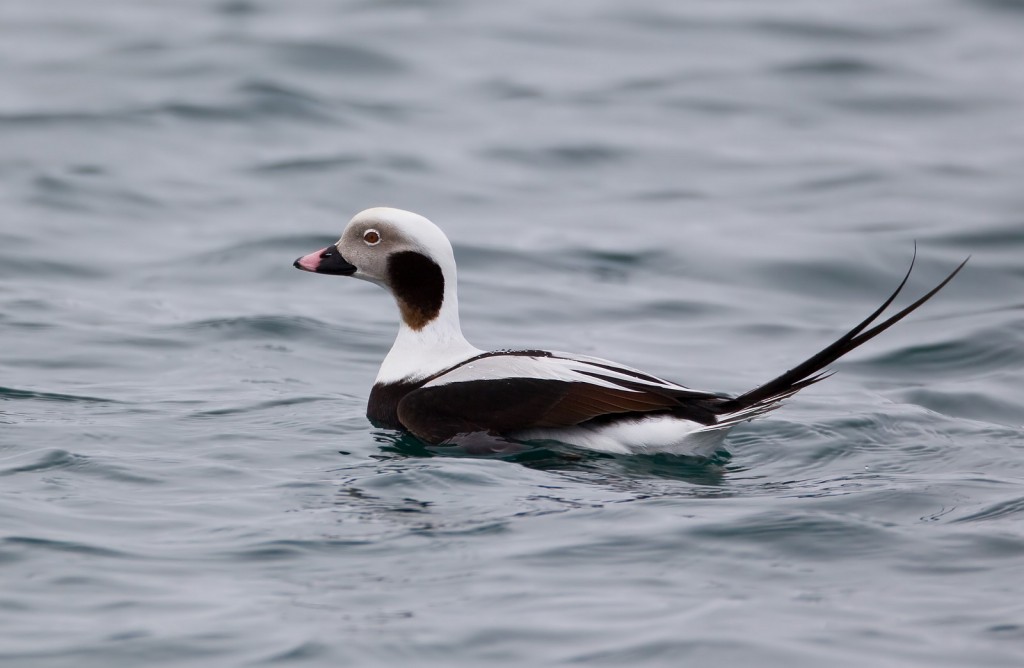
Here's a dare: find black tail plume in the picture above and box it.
[714,248,969,417]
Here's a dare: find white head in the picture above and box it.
[295,207,460,332]
[295,208,481,384]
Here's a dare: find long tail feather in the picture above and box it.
[714,248,969,417]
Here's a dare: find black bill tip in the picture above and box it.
[293,245,358,276]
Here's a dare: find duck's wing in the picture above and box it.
[396,351,724,444]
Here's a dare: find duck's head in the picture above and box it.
[294,207,457,331]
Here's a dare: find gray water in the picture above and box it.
[2,1,1024,665]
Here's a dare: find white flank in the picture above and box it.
[512,415,729,457]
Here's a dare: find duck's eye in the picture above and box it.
[363,229,381,246]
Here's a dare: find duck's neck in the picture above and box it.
[375,294,481,386]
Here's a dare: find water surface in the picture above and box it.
[2,1,1024,666]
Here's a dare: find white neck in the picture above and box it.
[374,284,481,385]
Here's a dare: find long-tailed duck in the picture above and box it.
[294,207,966,456]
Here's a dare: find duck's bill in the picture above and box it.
[293,246,357,275]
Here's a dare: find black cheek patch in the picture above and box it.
[387,251,445,330]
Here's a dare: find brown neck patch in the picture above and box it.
[387,251,445,331]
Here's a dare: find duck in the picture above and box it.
[294,207,966,456]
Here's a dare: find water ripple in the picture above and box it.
[3,536,131,559]
[225,538,372,562]
[749,18,937,42]
[688,510,900,559]
[774,56,893,77]
[860,323,1024,375]
[481,143,630,168]
[953,496,1024,524]
[0,387,117,404]
[269,40,405,75]
[0,448,160,484]
[190,397,332,418]
[174,315,342,340]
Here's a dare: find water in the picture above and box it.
[2,0,1024,665]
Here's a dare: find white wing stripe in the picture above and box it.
[422,353,708,395]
